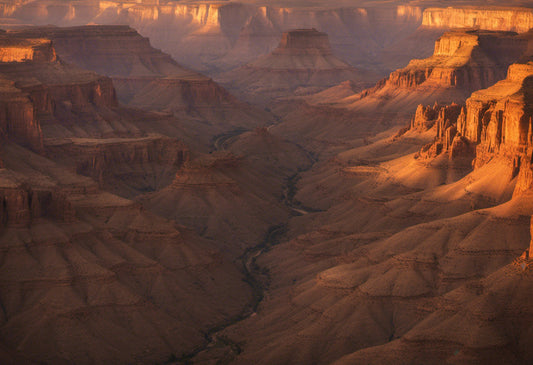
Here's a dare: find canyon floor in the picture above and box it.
[2,1,533,364]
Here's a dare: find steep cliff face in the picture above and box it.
[0,177,75,229]
[349,29,529,113]
[10,25,268,139]
[382,30,525,92]
[413,103,472,161]
[218,28,375,103]
[422,7,533,33]
[0,37,56,62]
[0,77,43,151]
[46,135,189,197]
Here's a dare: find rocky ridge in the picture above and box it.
[7,25,270,145]
[0,0,427,73]
[353,29,529,112]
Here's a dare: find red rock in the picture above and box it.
[0,78,43,152]
[363,30,528,104]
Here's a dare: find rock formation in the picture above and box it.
[0,29,219,197]
[0,36,56,62]
[0,0,427,74]
[218,28,375,103]
[353,29,529,112]
[0,27,257,363]
[0,77,42,152]
[8,25,270,144]
[422,7,533,33]
[46,135,190,198]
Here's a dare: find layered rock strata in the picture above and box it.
[46,135,189,197]
[0,36,56,62]
[0,77,42,151]
[355,29,529,111]
[412,62,533,196]
[218,28,374,102]
[0,1,426,73]
[7,25,268,139]
[422,7,533,33]
[140,151,292,255]
[0,31,203,197]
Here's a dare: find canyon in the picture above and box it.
[2,1,533,365]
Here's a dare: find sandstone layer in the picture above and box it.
[267,29,530,157]
[350,29,529,112]
[422,7,533,33]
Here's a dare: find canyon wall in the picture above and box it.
[6,2,533,75]
[351,29,530,113]
[422,7,533,33]
[0,37,56,62]
[379,30,526,92]
[0,182,75,229]
[9,25,267,136]
[412,62,533,196]
[0,78,42,151]
[0,1,426,73]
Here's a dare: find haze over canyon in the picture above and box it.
[2,0,533,364]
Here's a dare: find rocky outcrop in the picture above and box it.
[1,1,426,73]
[422,7,533,33]
[351,29,529,113]
[0,77,43,151]
[0,178,75,229]
[9,25,205,106]
[367,30,527,96]
[10,25,197,78]
[0,56,119,138]
[218,28,374,102]
[412,103,465,157]
[411,62,533,195]
[0,37,56,62]
[46,135,189,197]
[9,25,267,138]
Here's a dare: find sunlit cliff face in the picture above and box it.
[422,7,533,32]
